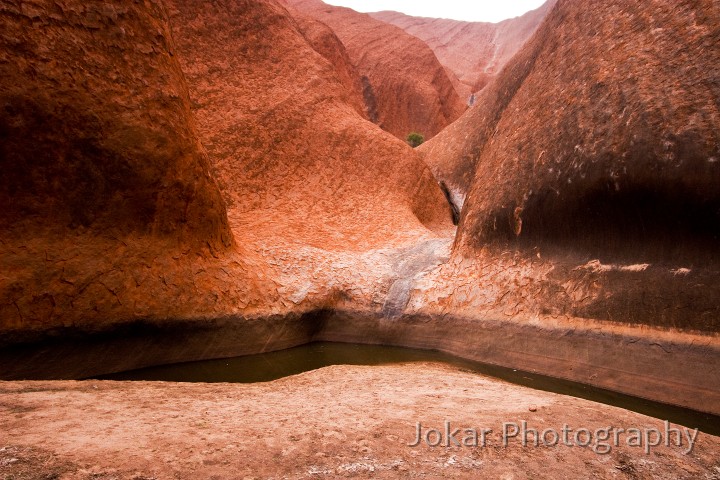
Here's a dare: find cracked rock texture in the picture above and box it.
[165,0,451,248]
[0,0,719,442]
[0,0,453,340]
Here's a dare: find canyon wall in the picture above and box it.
[165,0,452,249]
[0,0,453,341]
[0,1,231,246]
[0,1,268,339]
[417,0,720,332]
[454,0,720,255]
[0,0,718,416]
[282,0,466,141]
[372,1,557,99]
[390,0,720,412]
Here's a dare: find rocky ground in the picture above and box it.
[1,363,719,479]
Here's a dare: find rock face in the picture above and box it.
[0,1,266,338]
[0,0,453,340]
[372,1,557,100]
[165,0,452,249]
[417,0,720,334]
[0,1,231,247]
[281,0,466,141]
[290,13,368,120]
[452,0,720,256]
[1,0,719,430]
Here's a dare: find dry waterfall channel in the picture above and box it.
[381,238,452,319]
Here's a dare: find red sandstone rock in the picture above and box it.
[0,0,453,339]
[0,0,718,435]
[281,0,466,141]
[372,1,557,100]
[451,0,720,254]
[166,0,452,249]
[0,1,274,337]
[291,13,368,119]
[0,1,231,248]
[417,0,720,335]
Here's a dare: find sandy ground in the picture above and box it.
[1,363,719,479]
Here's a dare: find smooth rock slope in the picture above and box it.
[372,0,557,99]
[282,0,466,141]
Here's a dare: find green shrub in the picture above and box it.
[406,132,424,148]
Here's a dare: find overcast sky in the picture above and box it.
[322,0,548,23]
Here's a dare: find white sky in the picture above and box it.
[322,0,548,23]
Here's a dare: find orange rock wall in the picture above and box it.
[283,0,466,141]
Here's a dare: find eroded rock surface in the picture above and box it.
[166,0,451,250]
[372,1,557,99]
[282,0,466,141]
[0,2,230,245]
[0,1,271,338]
[454,0,720,254]
[0,0,719,454]
[0,0,453,342]
[416,0,720,333]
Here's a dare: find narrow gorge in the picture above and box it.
[0,0,718,477]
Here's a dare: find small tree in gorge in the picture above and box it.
[406,132,424,148]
